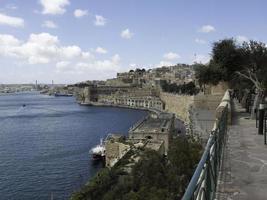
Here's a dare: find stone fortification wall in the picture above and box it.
[193,82,229,110]
[159,92,193,123]
[204,81,229,95]
[193,94,223,110]
[105,141,130,168]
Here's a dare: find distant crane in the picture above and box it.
[35,80,38,90]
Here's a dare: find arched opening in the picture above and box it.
[145,135,153,140]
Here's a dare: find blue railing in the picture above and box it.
[182,106,228,200]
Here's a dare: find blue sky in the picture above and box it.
[0,0,267,84]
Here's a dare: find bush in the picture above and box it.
[71,137,202,200]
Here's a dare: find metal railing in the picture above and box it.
[182,106,228,200]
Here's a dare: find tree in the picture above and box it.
[194,38,267,118]
[168,136,202,195]
[236,40,267,117]
[132,150,168,190]
[195,38,247,88]
[194,63,224,87]
[161,81,199,95]
[211,38,245,83]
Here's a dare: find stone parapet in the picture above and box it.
[215,89,232,125]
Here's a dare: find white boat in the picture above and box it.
[90,138,105,160]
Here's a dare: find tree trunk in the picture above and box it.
[251,93,260,119]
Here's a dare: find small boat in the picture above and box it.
[22,104,26,107]
[90,138,105,161]
[54,92,73,97]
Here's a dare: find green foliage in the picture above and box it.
[211,39,245,80]
[242,41,267,89]
[132,150,168,190]
[129,68,146,73]
[168,137,202,185]
[71,168,124,200]
[195,63,224,86]
[71,137,202,200]
[161,81,199,95]
[195,38,267,91]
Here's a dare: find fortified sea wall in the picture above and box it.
[193,82,229,110]
[159,92,193,123]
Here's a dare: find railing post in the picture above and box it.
[258,103,265,135]
[205,154,212,200]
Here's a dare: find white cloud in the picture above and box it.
[121,29,133,39]
[56,61,71,70]
[15,33,59,64]
[40,0,70,15]
[193,54,210,64]
[74,9,88,18]
[0,13,24,27]
[0,32,92,64]
[0,34,22,57]
[94,15,106,26]
[156,61,174,68]
[0,34,21,46]
[81,52,93,59]
[71,54,121,73]
[42,20,57,28]
[195,38,206,44]
[111,54,120,63]
[0,33,122,79]
[60,45,83,59]
[95,47,107,54]
[129,63,137,68]
[236,35,249,44]
[163,52,180,60]
[199,25,215,33]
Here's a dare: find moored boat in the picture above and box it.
[90,138,105,161]
[54,92,73,97]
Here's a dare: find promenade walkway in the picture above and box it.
[216,100,267,200]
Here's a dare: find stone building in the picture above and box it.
[105,135,131,168]
[81,85,133,104]
[114,95,164,110]
[129,112,175,154]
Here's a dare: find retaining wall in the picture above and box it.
[159,92,193,123]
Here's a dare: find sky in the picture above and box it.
[0,0,267,84]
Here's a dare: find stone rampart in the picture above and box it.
[159,92,193,123]
[193,94,223,110]
[105,141,130,168]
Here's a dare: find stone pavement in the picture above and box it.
[216,101,267,200]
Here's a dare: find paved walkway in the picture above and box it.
[217,101,267,200]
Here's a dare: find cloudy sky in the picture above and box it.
[0,0,266,84]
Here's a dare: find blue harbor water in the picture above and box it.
[0,92,147,200]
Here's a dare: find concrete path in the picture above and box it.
[216,101,267,200]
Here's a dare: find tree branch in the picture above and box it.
[236,69,262,90]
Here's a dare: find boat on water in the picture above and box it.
[90,138,105,161]
[54,92,73,97]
